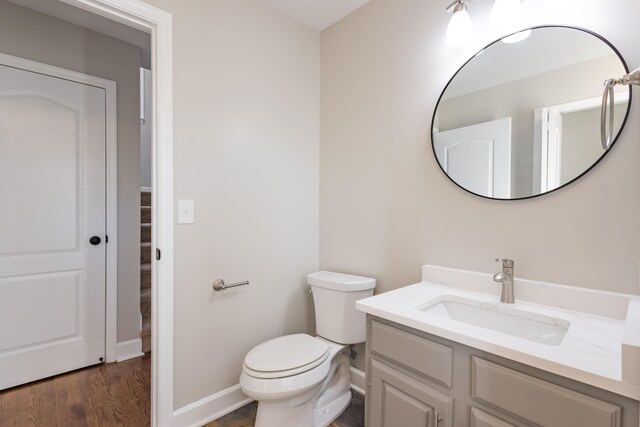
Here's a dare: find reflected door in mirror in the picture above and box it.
[433,118,511,199]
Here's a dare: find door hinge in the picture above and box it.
[156,248,161,261]
[105,235,109,243]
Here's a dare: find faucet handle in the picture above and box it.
[495,258,514,268]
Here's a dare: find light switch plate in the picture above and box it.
[177,199,195,224]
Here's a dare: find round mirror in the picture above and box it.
[431,26,632,200]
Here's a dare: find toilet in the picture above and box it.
[239,271,376,427]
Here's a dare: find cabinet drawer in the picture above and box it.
[370,320,452,387]
[470,407,517,427]
[471,357,622,427]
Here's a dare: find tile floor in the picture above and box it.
[205,392,365,427]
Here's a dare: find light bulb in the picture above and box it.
[491,0,529,43]
[446,2,473,46]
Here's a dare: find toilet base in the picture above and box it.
[313,390,351,427]
[255,396,315,427]
[254,389,351,427]
[252,350,352,427]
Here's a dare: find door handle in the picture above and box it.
[89,236,102,245]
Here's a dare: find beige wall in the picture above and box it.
[0,0,142,343]
[140,0,320,409]
[320,0,640,295]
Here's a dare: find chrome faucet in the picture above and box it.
[493,258,515,304]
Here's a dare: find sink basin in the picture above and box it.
[417,296,570,345]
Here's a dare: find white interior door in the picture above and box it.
[433,118,512,198]
[0,62,107,389]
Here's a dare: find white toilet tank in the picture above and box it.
[307,271,376,344]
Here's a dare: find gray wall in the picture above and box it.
[0,0,142,343]
[320,0,640,296]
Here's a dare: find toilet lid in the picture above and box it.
[244,334,329,373]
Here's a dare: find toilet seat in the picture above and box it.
[243,334,329,379]
[243,353,329,379]
[240,338,346,403]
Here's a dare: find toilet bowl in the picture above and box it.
[240,335,351,427]
[239,271,376,427]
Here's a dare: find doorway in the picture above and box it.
[0,0,173,425]
[533,92,630,193]
[140,66,153,354]
[0,0,173,424]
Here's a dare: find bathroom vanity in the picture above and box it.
[357,266,640,427]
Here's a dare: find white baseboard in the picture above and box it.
[172,384,252,427]
[140,186,152,192]
[171,369,364,427]
[116,338,144,362]
[350,366,366,396]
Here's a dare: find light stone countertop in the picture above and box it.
[356,265,640,400]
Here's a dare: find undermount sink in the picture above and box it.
[417,296,571,345]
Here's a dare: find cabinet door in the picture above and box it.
[368,359,453,427]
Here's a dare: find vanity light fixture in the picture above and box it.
[445,0,530,46]
[445,1,473,46]
[492,0,531,43]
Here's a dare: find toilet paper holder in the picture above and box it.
[212,279,250,292]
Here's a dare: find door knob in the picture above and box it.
[89,236,102,245]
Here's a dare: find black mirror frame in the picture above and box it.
[430,25,632,201]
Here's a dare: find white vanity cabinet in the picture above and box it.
[365,316,640,427]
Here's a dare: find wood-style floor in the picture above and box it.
[0,354,365,427]
[0,354,151,426]
[205,392,365,427]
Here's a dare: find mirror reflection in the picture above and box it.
[432,26,631,200]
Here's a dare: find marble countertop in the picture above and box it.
[356,265,640,400]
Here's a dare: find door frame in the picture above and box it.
[532,91,630,193]
[58,1,174,426]
[0,51,119,362]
